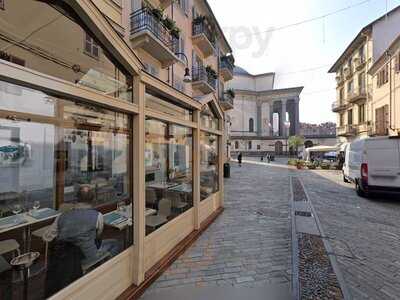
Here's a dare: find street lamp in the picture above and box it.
[175,52,191,83]
[284,121,291,156]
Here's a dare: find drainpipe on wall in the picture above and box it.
[387,50,396,132]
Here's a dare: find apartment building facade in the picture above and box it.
[329,6,400,142]
[0,0,233,299]
[368,34,400,136]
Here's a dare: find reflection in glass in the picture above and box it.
[0,80,133,299]
[200,104,219,130]
[200,132,219,201]
[0,0,133,101]
[145,118,193,235]
[145,93,193,121]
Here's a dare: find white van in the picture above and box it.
[342,137,400,197]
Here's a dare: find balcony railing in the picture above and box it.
[192,67,217,92]
[220,56,234,73]
[192,19,215,47]
[130,7,175,51]
[348,87,367,103]
[337,124,357,137]
[220,92,234,110]
[332,101,347,112]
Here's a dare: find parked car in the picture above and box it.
[343,137,400,197]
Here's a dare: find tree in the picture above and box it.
[288,135,304,156]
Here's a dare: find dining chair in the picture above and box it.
[145,188,158,209]
[166,191,188,213]
[145,198,171,230]
[32,226,51,269]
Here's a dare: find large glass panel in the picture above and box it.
[200,104,219,130]
[145,118,193,235]
[200,132,219,201]
[145,93,193,121]
[0,0,133,101]
[0,80,133,299]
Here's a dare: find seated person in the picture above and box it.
[44,185,120,264]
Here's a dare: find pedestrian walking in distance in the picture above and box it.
[238,152,243,167]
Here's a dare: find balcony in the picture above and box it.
[220,91,234,110]
[343,67,352,79]
[337,124,357,137]
[220,56,234,81]
[354,57,366,71]
[192,18,215,58]
[348,88,367,103]
[332,101,348,112]
[130,7,178,68]
[192,67,216,94]
[336,74,344,86]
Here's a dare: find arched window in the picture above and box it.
[249,118,254,132]
[235,141,239,149]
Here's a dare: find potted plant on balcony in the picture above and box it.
[163,17,175,30]
[206,65,217,79]
[193,15,206,24]
[171,25,181,39]
[225,88,235,99]
[152,7,164,21]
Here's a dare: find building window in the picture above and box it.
[0,80,133,297]
[348,109,353,125]
[200,132,219,201]
[358,72,365,92]
[248,141,252,150]
[396,52,400,73]
[249,118,254,132]
[145,118,193,234]
[377,64,389,87]
[84,33,100,59]
[339,88,344,102]
[143,63,159,77]
[359,104,365,123]
[347,80,354,94]
[375,105,389,136]
[257,145,261,150]
[177,0,189,15]
[235,141,239,149]
[0,0,4,10]
[339,113,344,126]
[347,57,352,72]
[0,0,133,102]
[359,45,365,63]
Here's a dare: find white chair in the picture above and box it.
[0,239,20,257]
[145,198,171,230]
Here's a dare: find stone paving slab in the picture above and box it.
[142,162,292,298]
[295,215,319,235]
[300,169,400,300]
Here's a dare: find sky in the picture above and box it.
[208,0,400,124]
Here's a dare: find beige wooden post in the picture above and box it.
[132,76,146,285]
[193,110,201,230]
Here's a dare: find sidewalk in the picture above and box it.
[141,162,292,299]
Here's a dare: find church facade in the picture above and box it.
[227,67,303,156]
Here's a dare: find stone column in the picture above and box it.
[294,97,300,135]
[270,102,274,136]
[280,99,287,137]
[256,100,262,137]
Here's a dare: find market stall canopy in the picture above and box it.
[303,143,344,161]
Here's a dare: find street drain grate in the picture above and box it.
[295,211,312,217]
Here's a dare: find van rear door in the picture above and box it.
[367,138,400,188]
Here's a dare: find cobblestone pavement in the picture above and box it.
[300,169,400,300]
[142,162,292,297]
